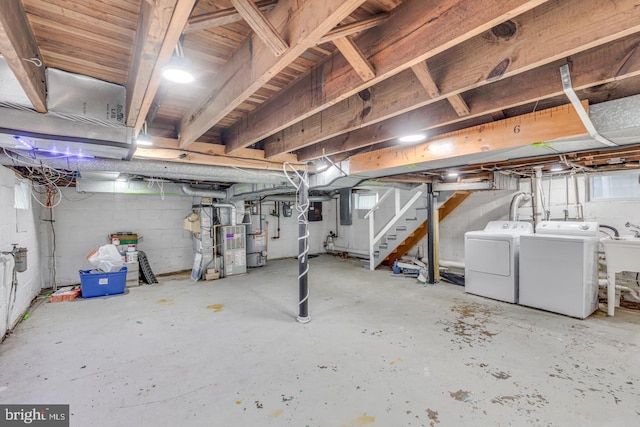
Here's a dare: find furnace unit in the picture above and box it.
[218,225,247,276]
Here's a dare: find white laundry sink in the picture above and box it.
[601,237,640,315]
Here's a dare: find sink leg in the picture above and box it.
[607,270,615,316]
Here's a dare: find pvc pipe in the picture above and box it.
[599,278,640,301]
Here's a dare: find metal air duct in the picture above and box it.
[0,154,290,185]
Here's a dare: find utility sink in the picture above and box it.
[601,237,640,316]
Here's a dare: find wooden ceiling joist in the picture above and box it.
[133,137,301,171]
[261,0,640,158]
[411,62,469,116]
[184,0,278,34]
[223,0,549,154]
[126,0,197,131]
[295,35,640,161]
[229,0,288,57]
[177,0,368,150]
[447,94,471,117]
[318,13,390,44]
[348,102,589,174]
[0,0,47,112]
[410,62,440,98]
[332,37,375,82]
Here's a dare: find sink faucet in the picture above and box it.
[625,221,640,237]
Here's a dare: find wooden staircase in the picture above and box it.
[382,191,471,266]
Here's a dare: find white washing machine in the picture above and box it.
[519,221,600,319]
[464,221,534,303]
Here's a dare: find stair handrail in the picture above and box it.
[368,184,427,270]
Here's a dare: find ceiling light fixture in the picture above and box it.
[447,171,459,178]
[161,40,194,84]
[398,134,426,143]
[315,158,329,172]
[550,164,563,172]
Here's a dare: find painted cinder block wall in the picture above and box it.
[47,188,198,286]
[0,166,43,338]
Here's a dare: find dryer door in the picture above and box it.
[465,238,511,276]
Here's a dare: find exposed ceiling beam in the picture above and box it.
[263,0,640,157]
[223,0,549,153]
[348,102,588,174]
[126,0,197,133]
[183,0,278,34]
[295,35,640,160]
[178,0,368,149]
[318,13,389,44]
[447,94,471,116]
[411,62,469,116]
[0,0,47,112]
[332,37,375,82]
[229,0,288,57]
[133,137,301,171]
[410,62,439,98]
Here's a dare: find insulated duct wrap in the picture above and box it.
[0,155,291,185]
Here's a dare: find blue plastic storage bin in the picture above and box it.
[79,267,127,298]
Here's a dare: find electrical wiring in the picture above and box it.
[2,148,75,209]
[146,177,166,200]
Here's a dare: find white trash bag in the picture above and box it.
[87,244,124,272]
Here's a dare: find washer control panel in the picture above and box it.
[483,221,534,234]
[535,221,599,237]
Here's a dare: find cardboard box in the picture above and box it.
[110,233,138,245]
[205,269,220,281]
[80,267,127,298]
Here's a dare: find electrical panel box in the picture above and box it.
[308,201,323,221]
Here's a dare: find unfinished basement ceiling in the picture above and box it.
[1,0,640,186]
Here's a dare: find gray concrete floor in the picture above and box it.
[1,255,639,427]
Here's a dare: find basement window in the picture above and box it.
[589,171,640,201]
[14,181,30,210]
[354,192,378,210]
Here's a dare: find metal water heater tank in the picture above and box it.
[246,214,267,267]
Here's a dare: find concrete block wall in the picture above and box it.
[259,200,333,260]
[436,190,519,263]
[49,188,197,286]
[0,166,43,338]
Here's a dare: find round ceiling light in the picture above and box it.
[398,134,426,143]
[161,57,195,84]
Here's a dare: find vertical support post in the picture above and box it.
[426,183,437,284]
[297,169,311,323]
[369,213,375,271]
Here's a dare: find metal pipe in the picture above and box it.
[262,194,333,202]
[571,173,584,220]
[180,184,226,199]
[533,167,544,226]
[426,183,436,284]
[509,192,530,221]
